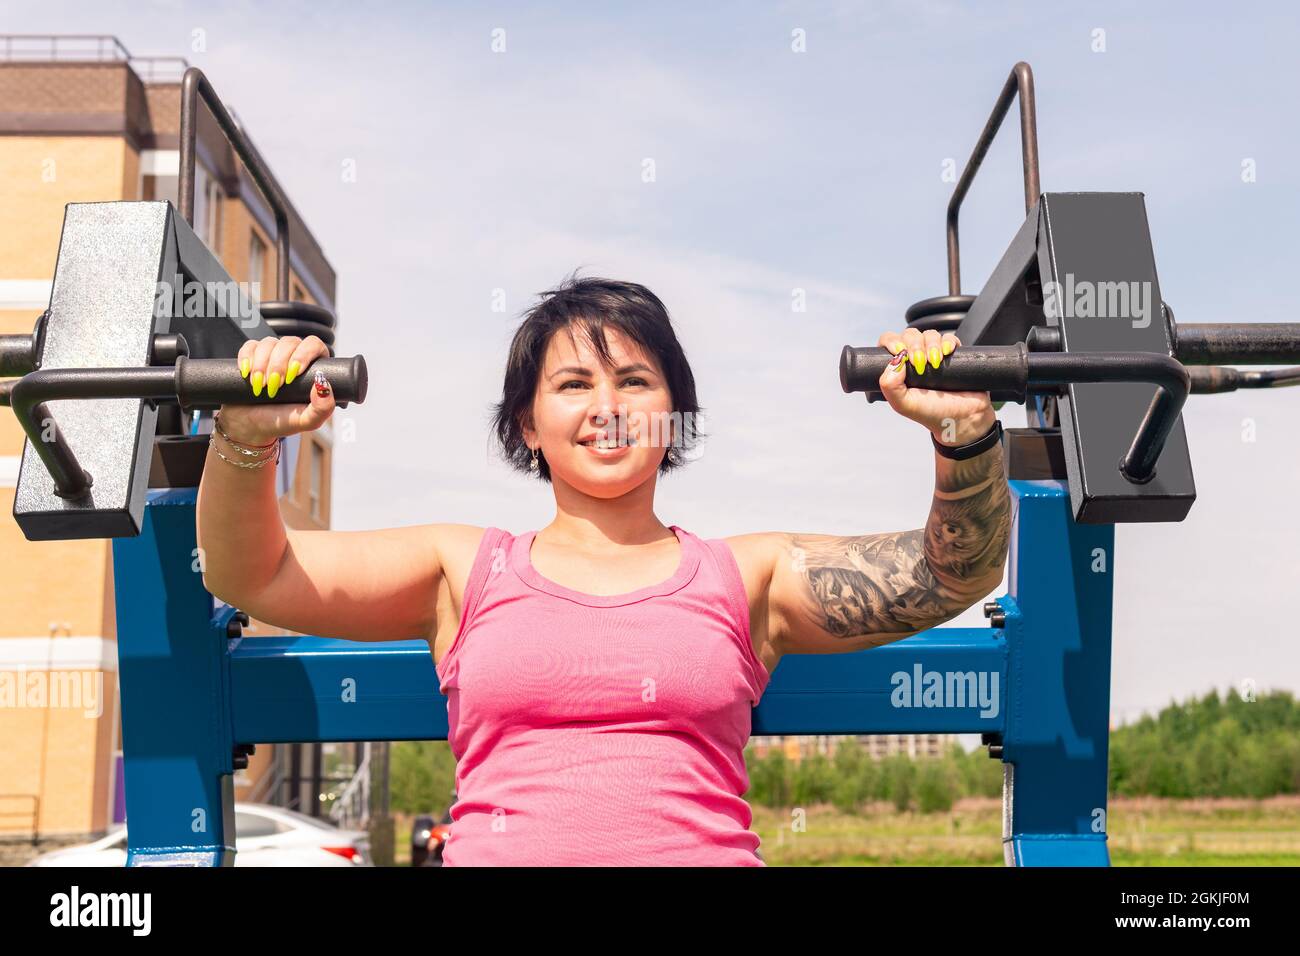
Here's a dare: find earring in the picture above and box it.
[530,446,540,471]
[667,447,681,465]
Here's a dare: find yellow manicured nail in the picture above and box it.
[252,371,263,396]
[268,371,282,398]
[286,360,301,385]
[929,347,942,369]
[240,358,251,379]
[911,350,927,375]
[942,340,954,356]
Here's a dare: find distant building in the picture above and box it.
[749,734,955,762]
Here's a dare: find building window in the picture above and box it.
[141,149,179,206]
[309,441,323,522]
[193,163,224,258]
[205,176,224,250]
[249,233,265,303]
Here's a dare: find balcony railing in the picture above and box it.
[0,34,190,83]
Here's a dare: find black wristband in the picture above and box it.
[932,419,1002,460]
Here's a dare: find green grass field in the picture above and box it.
[749,795,1300,866]
[390,795,1300,866]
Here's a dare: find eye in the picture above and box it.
[560,377,648,390]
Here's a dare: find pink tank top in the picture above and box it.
[434,524,771,866]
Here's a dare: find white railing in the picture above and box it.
[328,744,371,829]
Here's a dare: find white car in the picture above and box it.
[27,803,371,867]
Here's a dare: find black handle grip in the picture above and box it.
[839,343,1030,403]
[8,354,368,500]
[175,355,368,409]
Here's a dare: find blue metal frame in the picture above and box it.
[112,478,1113,866]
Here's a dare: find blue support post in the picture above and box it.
[999,479,1114,865]
[113,489,236,866]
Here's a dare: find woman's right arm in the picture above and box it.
[197,334,445,643]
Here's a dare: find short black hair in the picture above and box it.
[490,272,706,483]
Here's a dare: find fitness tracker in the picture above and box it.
[931,419,1003,460]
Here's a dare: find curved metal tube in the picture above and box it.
[8,355,368,499]
[838,345,1188,484]
[179,67,293,301]
[1026,353,1188,483]
[9,367,179,498]
[946,62,1040,295]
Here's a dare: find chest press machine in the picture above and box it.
[4,64,1296,865]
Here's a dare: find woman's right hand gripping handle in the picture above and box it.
[218,334,337,445]
[197,334,336,607]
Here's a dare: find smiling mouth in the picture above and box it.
[578,437,638,449]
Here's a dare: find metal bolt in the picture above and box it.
[232,743,255,770]
[226,610,250,639]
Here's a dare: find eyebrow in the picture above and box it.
[549,363,655,379]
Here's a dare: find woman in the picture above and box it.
[196,275,1011,866]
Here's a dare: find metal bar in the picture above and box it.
[1187,365,1300,392]
[1028,352,1189,483]
[840,345,1189,483]
[229,632,1006,743]
[9,367,179,498]
[230,638,451,743]
[0,34,131,61]
[0,334,37,376]
[178,68,291,300]
[8,356,366,497]
[753,628,1007,735]
[1173,322,1300,365]
[946,62,1040,295]
[951,202,1041,346]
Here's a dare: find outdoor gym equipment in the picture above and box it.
[6,63,1294,866]
[835,61,1300,863]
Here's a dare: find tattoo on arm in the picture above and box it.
[925,441,1012,595]
[789,445,1011,643]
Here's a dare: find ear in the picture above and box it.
[519,411,536,449]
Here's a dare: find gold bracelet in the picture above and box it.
[213,427,276,460]
[214,410,277,456]
[209,435,281,470]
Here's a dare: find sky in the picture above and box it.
[9,0,1299,728]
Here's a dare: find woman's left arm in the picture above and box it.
[743,328,1011,658]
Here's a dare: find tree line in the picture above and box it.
[389,687,1300,815]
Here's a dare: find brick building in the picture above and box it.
[0,36,344,839]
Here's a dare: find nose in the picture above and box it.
[588,382,620,430]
